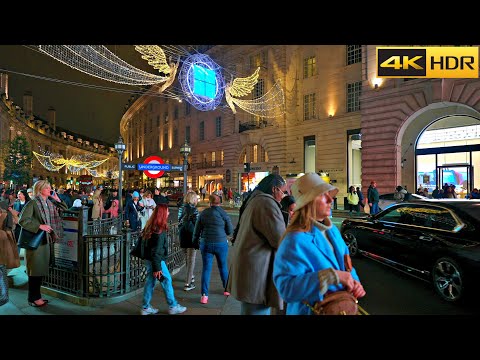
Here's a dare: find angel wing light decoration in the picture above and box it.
[135,45,179,92]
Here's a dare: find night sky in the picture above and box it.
[0,45,157,144]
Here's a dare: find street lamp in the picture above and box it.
[180,141,191,196]
[114,136,126,215]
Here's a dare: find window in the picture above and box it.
[379,207,404,223]
[156,115,160,127]
[212,151,216,162]
[185,102,191,116]
[163,131,168,147]
[303,56,317,78]
[199,121,205,141]
[254,79,264,99]
[164,112,169,124]
[185,126,190,143]
[304,93,316,120]
[253,145,258,163]
[174,106,178,120]
[346,45,361,65]
[347,82,361,112]
[215,116,222,137]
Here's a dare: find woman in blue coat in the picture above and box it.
[273,173,366,315]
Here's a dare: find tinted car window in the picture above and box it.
[393,204,457,230]
[378,207,404,223]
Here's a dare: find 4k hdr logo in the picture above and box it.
[377,47,479,78]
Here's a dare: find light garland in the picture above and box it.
[228,80,286,118]
[38,45,169,85]
[159,59,179,93]
[134,45,171,75]
[33,151,109,174]
[228,67,260,97]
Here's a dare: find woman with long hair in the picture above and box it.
[11,189,31,251]
[140,204,187,315]
[18,180,67,307]
[273,173,366,315]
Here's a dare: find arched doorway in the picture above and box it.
[415,115,480,197]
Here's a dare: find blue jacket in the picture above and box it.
[273,222,360,315]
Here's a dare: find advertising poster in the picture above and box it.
[54,217,79,269]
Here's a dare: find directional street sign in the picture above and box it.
[170,164,186,171]
[122,163,137,170]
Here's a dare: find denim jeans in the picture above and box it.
[370,202,379,215]
[240,302,271,315]
[199,241,229,296]
[142,260,177,309]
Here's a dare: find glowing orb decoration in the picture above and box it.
[179,54,225,111]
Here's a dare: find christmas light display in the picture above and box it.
[226,80,286,118]
[134,45,172,75]
[178,53,225,111]
[38,45,169,85]
[33,151,109,174]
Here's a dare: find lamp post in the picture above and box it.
[114,136,126,214]
[180,141,191,196]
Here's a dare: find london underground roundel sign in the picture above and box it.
[142,156,165,178]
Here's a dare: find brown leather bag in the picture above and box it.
[305,254,358,315]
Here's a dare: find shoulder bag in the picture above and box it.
[17,228,46,250]
[130,236,147,260]
[304,254,359,315]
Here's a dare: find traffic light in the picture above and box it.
[244,162,251,173]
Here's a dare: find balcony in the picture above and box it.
[239,119,270,133]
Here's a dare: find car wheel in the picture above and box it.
[432,257,464,303]
[342,230,359,257]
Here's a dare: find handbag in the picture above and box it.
[0,264,9,306]
[306,290,358,315]
[305,254,359,315]
[130,236,147,259]
[17,228,47,250]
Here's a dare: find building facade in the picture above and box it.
[120,45,363,200]
[0,74,118,189]
[362,45,480,197]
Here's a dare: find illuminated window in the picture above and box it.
[253,145,258,163]
[303,56,317,78]
[347,82,362,112]
[212,151,216,162]
[304,93,316,120]
[254,79,264,99]
[346,45,361,65]
[193,65,216,99]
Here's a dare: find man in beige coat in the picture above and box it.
[227,174,287,315]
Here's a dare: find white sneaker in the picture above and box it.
[141,307,159,315]
[168,304,187,315]
[184,283,196,291]
[191,276,195,283]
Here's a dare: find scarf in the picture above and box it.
[34,196,64,243]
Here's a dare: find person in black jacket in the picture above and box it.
[178,191,200,291]
[192,194,234,305]
[140,203,187,315]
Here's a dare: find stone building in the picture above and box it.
[362,45,480,197]
[0,73,118,189]
[120,45,363,200]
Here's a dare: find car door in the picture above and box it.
[389,204,459,274]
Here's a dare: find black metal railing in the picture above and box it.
[43,207,185,299]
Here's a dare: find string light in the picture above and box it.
[159,59,179,93]
[228,80,286,118]
[134,45,172,75]
[228,67,260,97]
[33,151,109,173]
[38,45,169,85]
